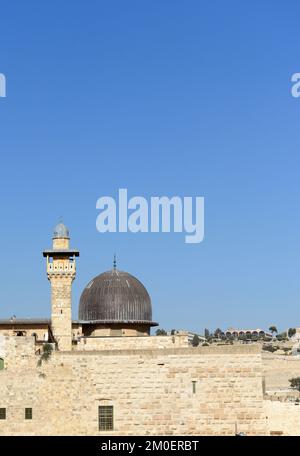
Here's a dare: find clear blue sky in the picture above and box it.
[0,0,299,334]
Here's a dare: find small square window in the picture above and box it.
[99,406,113,431]
[0,408,6,420]
[25,408,32,420]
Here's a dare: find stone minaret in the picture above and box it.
[43,223,79,351]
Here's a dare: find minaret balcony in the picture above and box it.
[47,262,76,274]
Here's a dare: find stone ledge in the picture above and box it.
[56,344,262,357]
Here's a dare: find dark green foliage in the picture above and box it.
[155,329,167,336]
[269,326,277,334]
[289,377,300,392]
[37,343,53,367]
[191,335,200,347]
[262,345,277,353]
[214,328,223,339]
[288,328,296,338]
[276,332,287,341]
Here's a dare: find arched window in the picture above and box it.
[0,358,4,370]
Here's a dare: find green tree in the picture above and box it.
[289,377,300,392]
[288,328,296,338]
[214,328,223,339]
[204,328,210,340]
[269,326,278,335]
[191,335,200,347]
[155,329,167,336]
[276,331,287,341]
[37,343,53,367]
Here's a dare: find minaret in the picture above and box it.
[43,223,79,351]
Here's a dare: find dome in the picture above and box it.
[53,222,70,239]
[78,269,157,326]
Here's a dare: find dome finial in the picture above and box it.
[113,253,117,270]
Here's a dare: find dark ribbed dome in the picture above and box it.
[78,269,157,325]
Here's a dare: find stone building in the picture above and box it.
[0,223,285,435]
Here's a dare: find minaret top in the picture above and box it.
[43,222,79,258]
[53,222,70,240]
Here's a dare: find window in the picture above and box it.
[25,408,32,420]
[99,406,113,431]
[0,358,4,370]
[192,381,197,394]
[0,408,6,420]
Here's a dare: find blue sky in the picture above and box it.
[0,0,299,333]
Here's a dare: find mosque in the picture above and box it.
[0,223,280,436]
[0,222,158,350]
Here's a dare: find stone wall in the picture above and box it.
[82,323,150,337]
[76,333,189,351]
[0,325,49,341]
[265,401,300,436]
[0,337,268,436]
[262,353,300,390]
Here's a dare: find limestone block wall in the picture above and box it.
[0,325,49,341]
[0,336,5,358]
[76,334,190,351]
[262,353,300,390]
[82,324,150,337]
[265,401,300,436]
[0,340,268,436]
[53,238,69,249]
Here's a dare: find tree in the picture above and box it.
[204,328,210,340]
[191,335,200,347]
[289,377,300,392]
[214,328,223,339]
[269,326,277,335]
[288,328,296,338]
[276,331,287,341]
[37,343,53,367]
[155,329,167,336]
